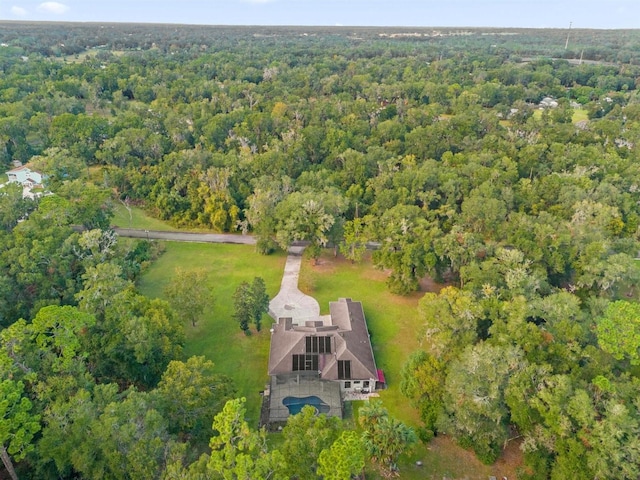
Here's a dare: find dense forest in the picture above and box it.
[1,23,640,479]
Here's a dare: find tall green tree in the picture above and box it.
[419,286,481,359]
[76,262,130,320]
[400,350,446,438]
[280,405,342,479]
[164,268,211,327]
[317,431,366,480]
[154,356,235,441]
[358,401,417,475]
[103,288,185,387]
[340,217,368,264]
[596,300,640,365]
[249,277,269,332]
[0,378,41,480]
[440,343,526,464]
[274,189,347,263]
[232,281,252,335]
[244,176,293,254]
[0,182,35,231]
[205,398,284,480]
[371,204,439,294]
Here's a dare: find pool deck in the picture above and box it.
[267,374,343,423]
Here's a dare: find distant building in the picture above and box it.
[6,165,43,187]
[5,165,45,198]
[539,97,558,108]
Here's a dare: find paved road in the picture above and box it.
[113,227,256,245]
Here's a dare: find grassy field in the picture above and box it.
[111,204,177,231]
[137,241,287,424]
[531,107,588,123]
[138,243,521,478]
[111,203,233,234]
[572,108,589,123]
[299,251,522,480]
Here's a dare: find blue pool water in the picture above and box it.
[283,396,331,415]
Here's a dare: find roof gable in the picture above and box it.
[268,298,377,380]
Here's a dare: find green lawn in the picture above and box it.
[532,107,589,124]
[111,204,176,231]
[111,203,232,234]
[572,108,589,123]
[137,241,287,425]
[138,244,520,477]
[299,251,522,480]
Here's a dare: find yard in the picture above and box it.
[136,233,522,478]
[111,204,179,231]
[298,250,523,480]
[137,241,286,425]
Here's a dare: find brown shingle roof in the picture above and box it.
[6,165,29,174]
[268,298,378,381]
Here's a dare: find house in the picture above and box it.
[268,298,378,394]
[263,297,379,424]
[539,97,558,109]
[5,165,45,199]
[6,165,43,188]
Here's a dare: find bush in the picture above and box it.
[256,237,278,255]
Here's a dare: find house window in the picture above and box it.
[305,336,332,354]
[292,354,318,371]
[344,381,351,389]
[363,381,370,388]
[353,381,361,385]
[338,360,351,380]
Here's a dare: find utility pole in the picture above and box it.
[565,21,572,50]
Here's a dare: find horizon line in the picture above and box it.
[0,19,636,31]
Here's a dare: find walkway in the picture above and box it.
[268,246,321,325]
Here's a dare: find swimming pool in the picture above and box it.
[282,395,331,415]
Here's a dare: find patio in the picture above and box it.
[264,373,343,424]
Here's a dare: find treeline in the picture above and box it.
[1,24,640,478]
[1,28,638,294]
[0,191,413,478]
[1,23,640,64]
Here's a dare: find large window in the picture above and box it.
[292,354,318,371]
[338,360,351,380]
[305,336,332,354]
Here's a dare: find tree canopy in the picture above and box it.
[1,22,640,479]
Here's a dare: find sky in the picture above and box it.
[0,0,637,29]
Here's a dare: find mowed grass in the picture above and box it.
[138,243,521,477]
[111,203,232,234]
[572,108,589,123]
[137,241,287,425]
[532,107,589,124]
[299,251,522,480]
[111,204,176,231]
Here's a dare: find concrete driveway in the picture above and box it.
[268,246,321,325]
